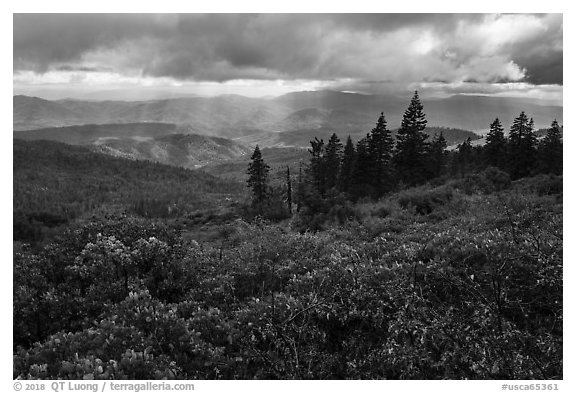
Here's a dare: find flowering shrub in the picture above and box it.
[14,180,562,379]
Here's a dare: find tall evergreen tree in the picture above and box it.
[394,91,429,186]
[484,118,507,169]
[352,136,373,199]
[368,112,395,195]
[338,136,356,195]
[285,165,293,215]
[538,119,563,175]
[427,132,448,178]
[296,160,304,213]
[247,145,270,210]
[324,133,343,190]
[508,112,537,179]
[308,137,326,196]
[453,137,473,175]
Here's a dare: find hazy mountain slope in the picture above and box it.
[13,95,292,133]
[15,92,562,137]
[14,95,87,130]
[14,123,252,169]
[13,123,182,144]
[425,95,563,133]
[93,133,252,169]
[275,90,405,114]
[274,91,562,131]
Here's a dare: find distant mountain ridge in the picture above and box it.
[13,122,180,144]
[13,94,290,133]
[14,123,252,169]
[14,91,562,135]
[13,91,561,170]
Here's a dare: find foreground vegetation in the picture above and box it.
[14,173,562,379]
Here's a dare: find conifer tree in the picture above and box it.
[454,137,473,175]
[352,136,373,199]
[308,137,326,196]
[296,160,304,213]
[427,132,447,178]
[539,119,563,175]
[247,145,269,210]
[324,133,343,190]
[484,118,507,169]
[368,112,394,195]
[508,112,537,179]
[394,91,429,186]
[308,138,326,196]
[286,166,293,215]
[338,136,356,195]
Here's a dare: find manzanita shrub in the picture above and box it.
[14,182,562,379]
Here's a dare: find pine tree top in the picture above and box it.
[374,112,387,130]
[251,145,262,160]
[487,118,506,142]
[399,91,427,135]
[343,136,355,152]
[545,119,563,141]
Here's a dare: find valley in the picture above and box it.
[14,91,562,174]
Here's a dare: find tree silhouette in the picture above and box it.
[286,165,293,215]
[247,145,270,210]
[394,91,429,186]
[453,137,473,175]
[538,119,563,175]
[325,133,343,191]
[508,112,537,179]
[308,137,326,196]
[368,112,394,195]
[352,136,373,199]
[427,132,448,178]
[484,118,507,169]
[338,136,356,195]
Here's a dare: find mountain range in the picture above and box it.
[13,91,562,174]
[14,91,562,135]
[13,123,252,169]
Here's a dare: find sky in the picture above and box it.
[13,13,563,102]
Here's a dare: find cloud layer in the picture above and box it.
[13,13,563,97]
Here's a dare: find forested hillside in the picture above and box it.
[13,122,181,144]
[14,140,245,244]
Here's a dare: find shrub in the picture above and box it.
[517,174,563,196]
[397,186,453,215]
[13,176,563,380]
[456,167,511,195]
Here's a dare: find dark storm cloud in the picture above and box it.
[515,52,563,85]
[55,65,112,72]
[508,14,563,85]
[14,14,147,71]
[325,13,484,33]
[13,13,563,87]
